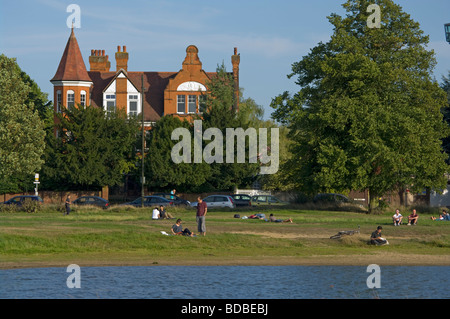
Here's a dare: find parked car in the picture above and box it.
[230,194,252,207]
[313,193,351,204]
[313,193,364,210]
[72,196,110,209]
[152,193,191,206]
[121,196,174,208]
[190,195,235,209]
[250,195,289,206]
[1,195,43,206]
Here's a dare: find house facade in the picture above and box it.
[50,28,240,128]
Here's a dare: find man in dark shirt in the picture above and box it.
[171,219,193,236]
[196,196,207,236]
[370,226,388,245]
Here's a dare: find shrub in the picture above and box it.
[0,203,18,213]
[22,199,41,213]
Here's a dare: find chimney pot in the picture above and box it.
[123,45,126,52]
[117,46,121,52]
[91,49,94,55]
[234,47,237,55]
[102,50,105,56]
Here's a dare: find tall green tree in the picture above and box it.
[238,96,294,191]
[441,71,450,163]
[0,54,46,192]
[199,63,260,191]
[144,115,211,192]
[271,0,449,212]
[42,106,139,190]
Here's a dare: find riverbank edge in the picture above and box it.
[2,252,449,269]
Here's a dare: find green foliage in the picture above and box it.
[440,71,450,164]
[144,115,211,192]
[271,0,449,212]
[42,106,140,190]
[199,63,260,191]
[0,54,46,191]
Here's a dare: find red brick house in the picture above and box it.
[50,28,240,128]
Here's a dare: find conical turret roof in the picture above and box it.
[51,28,91,82]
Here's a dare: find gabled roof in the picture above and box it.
[88,71,177,122]
[101,69,140,93]
[51,28,92,82]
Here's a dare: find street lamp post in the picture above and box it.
[141,74,145,208]
[445,23,450,44]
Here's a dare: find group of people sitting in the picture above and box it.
[392,209,419,226]
[246,213,293,223]
[431,209,450,221]
[152,205,174,220]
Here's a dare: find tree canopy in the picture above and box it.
[42,106,140,190]
[271,0,449,211]
[0,54,46,192]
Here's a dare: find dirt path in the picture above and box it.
[2,252,449,269]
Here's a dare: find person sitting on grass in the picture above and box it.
[407,209,419,225]
[152,206,160,220]
[370,226,389,245]
[431,210,450,221]
[269,213,293,223]
[171,219,195,237]
[159,205,174,219]
[392,209,403,226]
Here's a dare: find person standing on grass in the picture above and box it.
[196,196,207,236]
[64,195,71,215]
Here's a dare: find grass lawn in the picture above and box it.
[1,205,449,268]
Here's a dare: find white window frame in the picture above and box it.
[177,95,186,114]
[105,94,116,116]
[67,90,75,110]
[128,94,139,117]
[56,90,62,113]
[188,95,197,114]
[80,90,86,107]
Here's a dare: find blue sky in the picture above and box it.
[1,0,449,119]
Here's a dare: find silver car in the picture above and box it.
[190,195,235,209]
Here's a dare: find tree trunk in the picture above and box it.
[368,190,379,214]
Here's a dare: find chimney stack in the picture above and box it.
[89,49,110,72]
[231,47,240,111]
[115,45,128,72]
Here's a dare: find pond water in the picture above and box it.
[0,265,448,299]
